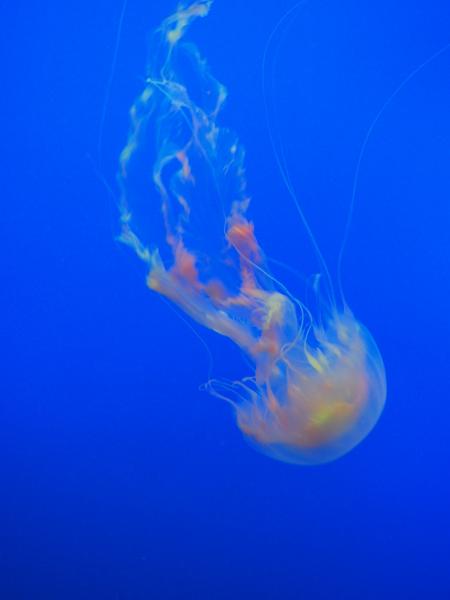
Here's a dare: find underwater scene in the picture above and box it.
[2,0,450,598]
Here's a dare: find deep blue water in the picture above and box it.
[2,1,450,598]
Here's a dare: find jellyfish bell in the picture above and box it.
[210,309,386,465]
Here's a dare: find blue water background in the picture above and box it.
[2,0,450,598]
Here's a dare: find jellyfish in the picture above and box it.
[117,0,386,465]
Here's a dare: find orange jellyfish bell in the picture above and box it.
[210,309,386,465]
